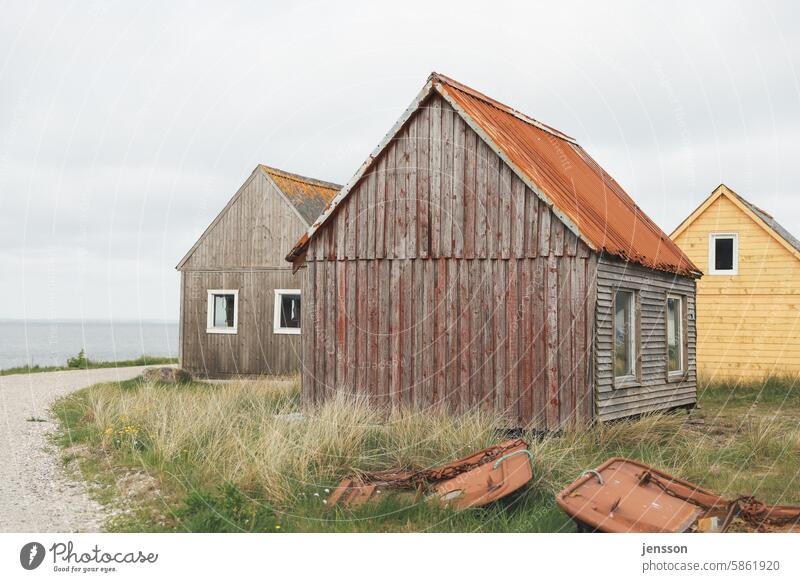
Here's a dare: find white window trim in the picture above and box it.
[708,233,739,275]
[614,289,638,385]
[206,289,239,334]
[274,289,301,335]
[666,294,684,376]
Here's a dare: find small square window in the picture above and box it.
[274,289,301,335]
[206,290,238,334]
[709,233,738,275]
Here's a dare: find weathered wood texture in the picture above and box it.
[302,257,595,429]
[181,270,302,377]
[594,256,697,420]
[181,169,307,270]
[302,95,597,429]
[179,167,310,377]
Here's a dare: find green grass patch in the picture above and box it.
[1,352,177,376]
[699,375,800,411]
[51,375,800,532]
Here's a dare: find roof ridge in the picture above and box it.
[732,191,772,219]
[288,73,701,277]
[430,72,577,144]
[717,184,772,219]
[726,188,800,256]
[260,165,342,191]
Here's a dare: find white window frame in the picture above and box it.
[613,289,638,386]
[206,289,239,334]
[708,233,738,275]
[666,294,685,377]
[273,289,301,335]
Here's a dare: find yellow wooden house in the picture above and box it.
[671,184,800,380]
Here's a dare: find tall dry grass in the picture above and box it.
[75,374,800,509]
[85,377,501,503]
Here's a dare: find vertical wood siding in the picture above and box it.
[181,270,302,377]
[180,169,310,377]
[301,95,597,429]
[302,256,596,429]
[594,256,697,420]
[181,170,307,269]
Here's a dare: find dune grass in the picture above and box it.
[52,374,800,532]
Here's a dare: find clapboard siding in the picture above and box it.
[181,270,302,377]
[672,188,800,379]
[301,94,597,429]
[595,256,697,420]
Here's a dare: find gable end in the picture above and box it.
[177,167,309,270]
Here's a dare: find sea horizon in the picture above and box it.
[0,317,178,324]
[0,319,178,370]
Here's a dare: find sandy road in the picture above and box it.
[0,366,149,532]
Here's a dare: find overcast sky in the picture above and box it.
[1,0,798,321]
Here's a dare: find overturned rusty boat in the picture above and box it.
[328,439,533,510]
[556,457,800,533]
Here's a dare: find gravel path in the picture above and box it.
[0,366,150,532]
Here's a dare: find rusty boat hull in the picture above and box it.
[556,457,800,533]
[328,439,533,510]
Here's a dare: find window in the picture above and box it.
[614,290,637,382]
[274,289,301,335]
[206,290,238,334]
[666,295,684,375]
[709,233,738,274]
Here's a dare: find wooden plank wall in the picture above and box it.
[594,256,697,420]
[672,192,800,379]
[182,169,307,269]
[301,94,597,429]
[181,270,303,377]
[179,168,311,377]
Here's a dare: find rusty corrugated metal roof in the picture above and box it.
[433,73,700,277]
[287,73,701,277]
[262,165,340,225]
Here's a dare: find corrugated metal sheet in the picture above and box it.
[288,73,701,277]
[433,74,700,277]
[262,165,340,225]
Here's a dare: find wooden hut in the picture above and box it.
[671,184,800,380]
[177,165,340,378]
[287,73,702,428]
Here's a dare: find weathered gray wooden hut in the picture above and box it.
[177,165,340,377]
[287,73,702,429]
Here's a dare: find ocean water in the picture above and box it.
[0,319,178,370]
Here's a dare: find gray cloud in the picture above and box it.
[1,0,799,320]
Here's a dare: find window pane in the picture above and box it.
[614,291,633,378]
[667,297,682,372]
[280,294,301,328]
[213,294,235,328]
[714,237,734,270]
